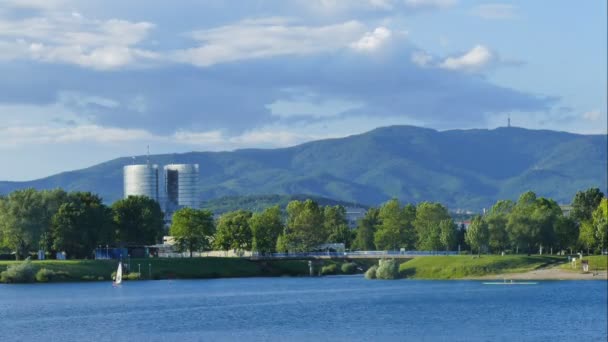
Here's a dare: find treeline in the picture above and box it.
[169,201,352,255]
[0,189,164,259]
[464,189,606,255]
[1,188,605,259]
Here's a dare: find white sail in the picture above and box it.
[115,262,123,285]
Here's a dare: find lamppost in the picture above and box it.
[106,245,109,259]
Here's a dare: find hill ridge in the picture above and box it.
[1,125,606,209]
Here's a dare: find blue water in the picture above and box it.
[0,277,606,341]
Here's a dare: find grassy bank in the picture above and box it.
[558,255,607,272]
[0,258,372,283]
[398,255,566,279]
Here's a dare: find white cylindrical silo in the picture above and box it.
[123,164,159,201]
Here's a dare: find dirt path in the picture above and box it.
[473,267,607,280]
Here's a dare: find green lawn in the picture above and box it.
[0,257,373,283]
[398,255,567,279]
[558,255,607,272]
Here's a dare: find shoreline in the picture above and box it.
[470,267,608,281]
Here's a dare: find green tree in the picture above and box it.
[414,202,450,251]
[531,197,562,254]
[374,200,416,250]
[214,210,253,251]
[579,220,596,255]
[591,198,608,253]
[51,192,113,259]
[282,200,325,252]
[571,188,604,224]
[352,208,379,250]
[486,200,513,253]
[324,205,352,247]
[112,195,164,245]
[0,189,64,259]
[250,206,284,254]
[170,208,215,257]
[554,216,578,254]
[466,215,489,256]
[439,219,457,252]
[506,191,539,254]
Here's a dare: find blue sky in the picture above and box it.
[0,0,606,181]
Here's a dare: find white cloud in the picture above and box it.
[350,26,392,52]
[471,3,517,19]
[267,98,363,118]
[404,0,457,9]
[411,50,433,66]
[174,19,366,67]
[440,44,494,71]
[582,109,602,122]
[0,12,156,69]
[0,124,155,148]
[0,0,68,10]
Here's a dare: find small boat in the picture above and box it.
[113,262,123,286]
[483,279,537,285]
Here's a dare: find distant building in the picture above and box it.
[345,207,367,228]
[559,204,573,217]
[163,164,200,212]
[123,164,160,202]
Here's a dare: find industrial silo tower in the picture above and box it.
[163,164,200,210]
[123,164,160,201]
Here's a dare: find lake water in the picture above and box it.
[0,277,606,341]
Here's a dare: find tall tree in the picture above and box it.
[507,191,539,254]
[571,188,604,224]
[0,189,53,259]
[591,198,608,253]
[578,221,596,255]
[466,215,489,256]
[250,206,284,254]
[486,200,513,253]
[51,192,113,259]
[214,210,253,251]
[352,208,379,251]
[374,200,416,250]
[531,197,562,254]
[112,195,165,245]
[554,216,578,254]
[170,208,215,257]
[282,200,325,252]
[414,202,450,251]
[324,205,351,247]
[439,219,457,252]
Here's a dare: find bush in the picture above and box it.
[364,265,378,279]
[376,259,399,280]
[341,262,357,274]
[126,272,141,280]
[321,264,338,275]
[36,269,69,282]
[1,259,36,283]
[35,268,54,282]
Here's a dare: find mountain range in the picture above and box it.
[1,125,606,210]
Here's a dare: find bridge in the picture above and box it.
[249,250,459,260]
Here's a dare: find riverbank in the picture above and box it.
[473,267,607,280]
[0,258,376,283]
[398,255,569,279]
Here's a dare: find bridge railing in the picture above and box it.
[255,250,458,259]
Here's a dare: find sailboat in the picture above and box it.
[113,262,123,286]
